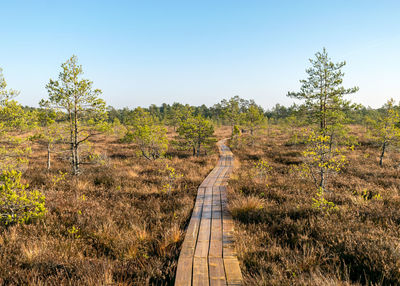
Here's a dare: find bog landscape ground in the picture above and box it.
[1,124,400,285]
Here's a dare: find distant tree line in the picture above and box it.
[101,99,392,128]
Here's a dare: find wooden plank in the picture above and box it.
[180,187,205,257]
[175,187,206,284]
[193,257,209,286]
[214,167,229,187]
[209,183,223,258]
[209,257,227,286]
[202,166,222,188]
[223,258,242,285]
[195,187,212,258]
[209,228,222,258]
[220,185,238,260]
[220,186,228,205]
[175,257,193,286]
[200,170,215,188]
[200,157,225,188]
[209,216,222,257]
[222,216,237,258]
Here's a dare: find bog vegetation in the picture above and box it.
[0,50,399,285]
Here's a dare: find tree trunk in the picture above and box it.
[320,97,324,131]
[379,141,386,166]
[319,168,325,192]
[73,99,80,175]
[329,133,334,153]
[196,142,201,157]
[69,110,75,175]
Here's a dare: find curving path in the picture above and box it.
[175,140,243,286]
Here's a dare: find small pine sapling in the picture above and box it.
[161,164,182,194]
[253,159,272,186]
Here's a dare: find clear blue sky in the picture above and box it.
[1,0,399,109]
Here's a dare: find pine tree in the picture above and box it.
[177,115,214,156]
[288,48,358,194]
[288,48,358,138]
[126,107,168,160]
[370,99,400,166]
[0,68,30,172]
[44,55,106,175]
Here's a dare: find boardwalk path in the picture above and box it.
[175,140,243,286]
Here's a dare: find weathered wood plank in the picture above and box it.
[214,167,229,187]
[220,185,239,261]
[224,258,243,285]
[209,183,223,258]
[209,233,222,258]
[175,257,193,286]
[193,257,209,286]
[209,257,227,286]
[194,186,212,259]
[180,187,205,257]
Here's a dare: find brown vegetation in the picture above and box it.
[0,129,218,285]
[3,122,399,285]
[228,126,400,285]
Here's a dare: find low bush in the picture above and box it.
[0,170,46,225]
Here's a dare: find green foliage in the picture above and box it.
[0,68,31,172]
[355,189,382,201]
[44,55,107,175]
[253,159,272,186]
[0,170,46,226]
[293,131,349,194]
[51,170,67,189]
[45,55,106,122]
[0,139,31,172]
[0,101,32,171]
[287,48,358,137]
[0,67,19,102]
[288,49,357,209]
[230,125,241,149]
[283,114,305,144]
[177,115,215,156]
[31,104,66,170]
[161,164,182,194]
[128,107,168,160]
[166,103,193,130]
[220,96,241,132]
[121,130,135,143]
[0,100,28,130]
[243,104,265,135]
[111,117,127,137]
[312,187,338,215]
[67,225,81,239]
[369,99,400,166]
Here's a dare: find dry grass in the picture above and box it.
[0,128,218,285]
[228,126,400,285]
[5,124,399,285]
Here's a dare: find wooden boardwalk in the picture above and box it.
[175,140,243,286]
